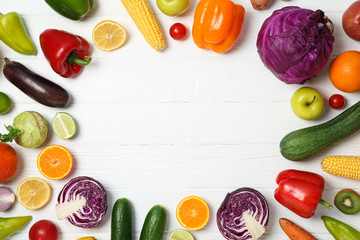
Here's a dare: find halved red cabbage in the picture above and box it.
[217,188,269,240]
[56,176,107,228]
[256,6,334,84]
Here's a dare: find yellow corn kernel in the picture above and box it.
[121,0,166,51]
[321,156,360,180]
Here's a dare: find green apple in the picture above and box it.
[156,0,189,16]
[290,87,325,120]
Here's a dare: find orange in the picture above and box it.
[176,196,210,231]
[329,50,360,93]
[92,20,127,51]
[17,177,51,210]
[37,145,73,180]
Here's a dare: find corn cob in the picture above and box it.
[321,156,360,180]
[121,0,166,51]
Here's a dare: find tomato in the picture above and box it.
[329,94,345,109]
[0,143,18,183]
[29,220,59,240]
[169,23,187,40]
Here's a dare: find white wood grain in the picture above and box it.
[1,0,360,239]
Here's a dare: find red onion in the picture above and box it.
[0,186,15,211]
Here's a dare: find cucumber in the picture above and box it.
[140,205,166,240]
[280,100,360,161]
[111,198,132,240]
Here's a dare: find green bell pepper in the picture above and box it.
[322,216,360,240]
[0,216,32,240]
[0,12,36,55]
[45,0,95,20]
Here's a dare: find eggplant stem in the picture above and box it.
[4,57,11,65]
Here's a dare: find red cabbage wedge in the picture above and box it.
[217,187,269,240]
[257,6,334,84]
[55,176,107,228]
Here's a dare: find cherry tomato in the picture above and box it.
[0,143,18,183]
[169,23,187,40]
[329,94,345,109]
[29,220,59,240]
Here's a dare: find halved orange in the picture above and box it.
[92,20,127,51]
[176,196,210,231]
[17,177,51,210]
[37,145,73,180]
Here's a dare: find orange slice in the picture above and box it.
[37,145,73,180]
[17,177,51,210]
[92,20,127,51]
[176,196,210,231]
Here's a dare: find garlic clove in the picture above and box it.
[0,186,15,211]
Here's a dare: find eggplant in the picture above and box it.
[3,58,70,108]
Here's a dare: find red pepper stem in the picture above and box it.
[319,199,333,210]
[67,52,91,66]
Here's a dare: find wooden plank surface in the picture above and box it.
[1,0,360,239]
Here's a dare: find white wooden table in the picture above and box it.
[1,0,360,239]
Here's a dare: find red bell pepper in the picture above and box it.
[40,29,91,78]
[274,169,332,218]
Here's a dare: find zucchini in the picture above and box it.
[111,198,132,240]
[140,205,166,240]
[280,100,360,161]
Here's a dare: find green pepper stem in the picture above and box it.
[319,199,333,210]
[67,52,92,66]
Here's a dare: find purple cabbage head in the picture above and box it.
[256,6,334,84]
[217,187,269,240]
[56,176,108,228]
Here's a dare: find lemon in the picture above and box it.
[169,229,194,240]
[0,92,11,114]
[52,112,77,139]
[16,177,51,210]
[92,20,127,51]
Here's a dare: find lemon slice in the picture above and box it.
[17,177,51,210]
[52,112,77,140]
[169,229,194,240]
[92,20,127,51]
